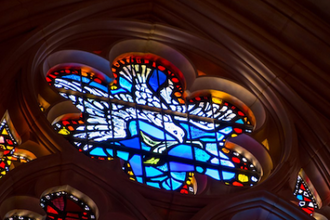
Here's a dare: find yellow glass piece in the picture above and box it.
[222,148,230,154]
[129,177,136,181]
[107,157,113,160]
[128,171,134,176]
[178,98,185,104]
[2,129,8,135]
[110,85,118,90]
[127,163,131,167]
[7,146,13,150]
[58,128,70,135]
[212,97,222,105]
[7,156,12,160]
[144,157,160,165]
[0,144,4,149]
[81,69,89,77]
[174,92,181,97]
[140,65,146,74]
[1,171,6,175]
[231,134,237,138]
[238,174,249,183]
[262,139,269,150]
[7,161,11,165]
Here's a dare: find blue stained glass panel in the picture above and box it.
[165,134,176,141]
[235,119,244,124]
[119,137,140,149]
[106,149,113,156]
[163,179,171,190]
[171,172,186,181]
[136,177,143,183]
[158,70,167,86]
[141,142,151,151]
[128,121,138,136]
[206,143,218,156]
[151,176,167,181]
[130,155,142,176]
[145,167,163,177]
[219,127,233,134]
[171,178,182,190]
[117,151,129,161]
[168,145,193,159]
[222,171,235,180]
[196,166,204,173]
[190,125,214,139]
[179,123,191,139]
[149,69,159,92]
[138,121,164,140]
[194,147,211,162]
[169,162,194,172]
[157,163,169,172]
[82,77,90,83]
[200,138,217,142]
[221,160,235,168]
[217,133,224,141]
[119,77,132,92]
[89,81,108,92]
[147,182,160,188]
[63,74,81,81]
[210,158,219,164]
[111,88,127,95]
[219,151,229,159]
[90,147,107,156]
[205,168,220,180]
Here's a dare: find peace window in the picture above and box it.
[44,52,262,194]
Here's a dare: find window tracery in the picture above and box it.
[45,53,261,194]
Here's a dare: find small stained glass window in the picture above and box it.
[46,54,261,194]
[0,117,30,178]
[293,175,319,216]
[40,191,96,220]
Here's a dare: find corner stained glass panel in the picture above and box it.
[294,175,318,216]
[0,118,30,178]
[46,54,261,193]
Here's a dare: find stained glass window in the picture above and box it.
[40,191,96,220]
[0,117,30,178]
[46,54,261,194]
[293,175,318,216]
